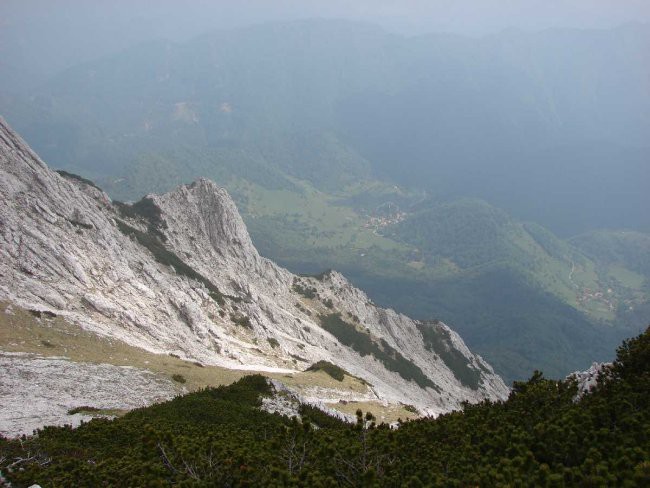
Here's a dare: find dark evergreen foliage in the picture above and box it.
[418,322,483,390]
[115,196,168,239]
[115,219,227,306]
[306,361,348,382]
[55,169,102,191]
[1,329,649,486]
[319,313,437,390]
[292,282,318,299]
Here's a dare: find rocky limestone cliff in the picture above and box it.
[0,117,509,417]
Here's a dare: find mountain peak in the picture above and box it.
[151,177,260,264]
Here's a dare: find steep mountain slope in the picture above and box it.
[0,117,508,430]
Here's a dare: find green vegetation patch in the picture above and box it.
[230,313,253,329]
[114,197,167,240]
[306,360,348,382]
[319,313,437,390]
[55,170,102,191]
[115,219,226,305]
[292,282,317,299]
[402,404,418,414]
[418,321,483,390]
[267,337,280,349]
[67,406,126,417]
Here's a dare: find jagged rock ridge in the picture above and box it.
[0,117,508,415]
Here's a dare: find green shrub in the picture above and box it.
[418,321,482,389]
[116,219,226,305]
[171,374,187,384]
[1,328,649,487]
[402,404,418,414]
[292,283,317,299]
[230,313,253,329]
[307,360,348,381]
[319,313,438,390]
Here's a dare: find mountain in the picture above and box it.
[0,117,508,435]
[2,20,647,382]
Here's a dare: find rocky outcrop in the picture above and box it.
[0,117,509,416]
[567,362,611,399]
[0,352,180,438]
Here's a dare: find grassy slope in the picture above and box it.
[0,302,416,423]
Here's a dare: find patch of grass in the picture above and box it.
[319,313,438,390]
[0,301,389,419]
[326,399,420,423]
[115,219,226,306]
[267,337,280,349]
[67,405,101,415]
[608,265,645,289]
[66,406,128,418]
[307,360,347,381]
[172,374,187,384]
[55,170,102,191]
[418,321,482,389]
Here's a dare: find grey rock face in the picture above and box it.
[0,352,180,438]
[0,117,508,416]
[567,362,611,399]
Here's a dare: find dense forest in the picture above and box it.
[1,327,648,487]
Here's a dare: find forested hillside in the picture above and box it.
[2,328,648,487]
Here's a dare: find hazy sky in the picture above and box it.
[3,0,650,37]
[2,0,649,90]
